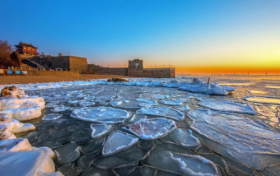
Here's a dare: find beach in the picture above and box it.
[0,75,133,84]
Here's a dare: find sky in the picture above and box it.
[1,0,280,74]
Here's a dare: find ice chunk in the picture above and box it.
[54,143,81,165]
[0,138,32,152]
[1,104,42,121]
[244,96,280,105]
[84,96,95,100]
[42,113,63,121]
[93,145,146,169]
[79,101,95,107]
[110,98,143,109]
[0,96,45,111]
[0,151,45,176]
[136,98,158,106]
[102,130,139,156]
[71,106,131,123]
[170,152,219,176]
[144,143,219,176]
[199,100,256,115]
[179,78,234,95]
[51,106,69,112]
[123,118,177,140]
[12,123,35,133]
[188,109,280,170]
[90,124,112,138]
[80,137,105,155]
[160,99,183,106]
[170,128,200,148]
[255,106,276,117]
[68,100,79,104]
[137,107,184,121]
[45,102,58,108]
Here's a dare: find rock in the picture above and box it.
[12,123,36,133]
[102,130,139,156]
[0,125,15,140]
[107,77,129,82]
[123,118,177,140]
[71,106,131,123]
[54,143,81,165]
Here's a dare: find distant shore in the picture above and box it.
[0,75,133,84]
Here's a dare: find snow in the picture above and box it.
[123,118,177,140]
[188,109,280,170]
[71,106,131,123]
[137,107,184,121]
[199,100,256,115]
[102,131,139,156]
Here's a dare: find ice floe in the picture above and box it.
[90,124,112,138]
[199,100,256,115]
[179,78,234,95]
[102,130,139,156]
[71,106,131,123]
[54,143,81,165]
[188,109,280,170]
[123,118,176,140]
[110,98,143,109]
[170,128,200,148]
[137,107,184,121]
[144,143,219,176]
[244,96,280,105]
[51,106,69,112]
[79,101,95,107]
[42,113,63,121]
[160,99,183,106]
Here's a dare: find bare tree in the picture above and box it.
[0,40,16,67]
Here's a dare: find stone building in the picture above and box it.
[89,59,175,78]
[11,42,88,73]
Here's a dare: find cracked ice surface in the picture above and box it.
[244,96,280,105]
[188,109,280,170]
[199,100,256,115]
[170,128,201,148]
[137,107,184,121]
[102,131,139,156]
[71,106,131,123]
[123,118,177,140]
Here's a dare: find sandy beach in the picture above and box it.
[0,75,133,84]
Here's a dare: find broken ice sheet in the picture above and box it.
[170,128,200,148]
[102,130,139,156]
[42,113,62,121]
[90,124,112,138]
[188,109,280,170]
[137,107,184,121]
[144,143,219,176]
[93,145,146,169]
[199,100,256,115]
[51,106,69,112]
[136,98,158,106]
[123,118,177,140]
[159,99,183,106]
[110,98,143,109]
[71,106,130,123]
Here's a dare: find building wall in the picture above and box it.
[48,56,70,70]
[69,56,88,72]
[4,69,79,76]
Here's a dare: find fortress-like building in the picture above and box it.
[88,59,175,78]
[11,42,88,73]
[10,42,175,78]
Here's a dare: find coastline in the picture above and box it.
[0,75,133,84]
